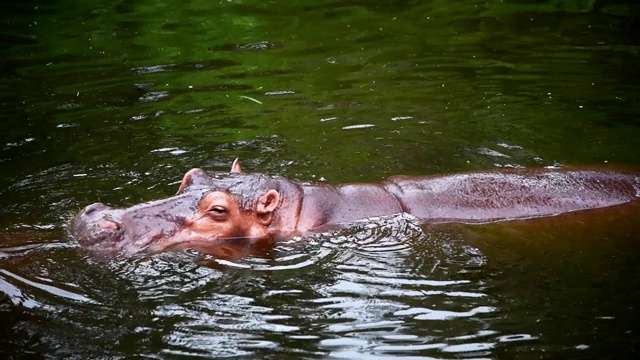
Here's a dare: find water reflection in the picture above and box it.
[2,0,640,358]
[0,213,515,358]
[116,213,519,358]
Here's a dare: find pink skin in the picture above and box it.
[70,159,640,255]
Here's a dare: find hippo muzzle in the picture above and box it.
[70,189,209,254]
[70,203,128,251]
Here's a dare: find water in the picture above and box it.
[1,0,640,358]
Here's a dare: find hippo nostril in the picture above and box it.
[83,203,108,216]
[98,220,120,231]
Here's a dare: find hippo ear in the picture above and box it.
[230,158,242,174]
[256,189,280,225]
[177,168,205,194]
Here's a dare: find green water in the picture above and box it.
[1,0,639,358]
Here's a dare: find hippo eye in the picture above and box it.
[207,206,228,216]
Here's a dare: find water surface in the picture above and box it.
[1,0,639,358]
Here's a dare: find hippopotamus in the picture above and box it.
[69,159,640,255]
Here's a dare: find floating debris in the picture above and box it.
[342,124,375,130]
[239,95,262,104]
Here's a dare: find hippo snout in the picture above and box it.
[70,203,126,249]
[71,188,218,254]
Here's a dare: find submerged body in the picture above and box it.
[69,159,640,255]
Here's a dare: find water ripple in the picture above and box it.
[0,269,96,304]
[395,306,497,321]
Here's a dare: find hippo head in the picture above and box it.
[69,159,302,255]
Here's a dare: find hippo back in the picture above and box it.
[383,169,640,223]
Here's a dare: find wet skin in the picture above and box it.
[69,159,640,255]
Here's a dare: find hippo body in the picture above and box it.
[70,159,640,255]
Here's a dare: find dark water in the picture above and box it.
[2,0,640,358]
